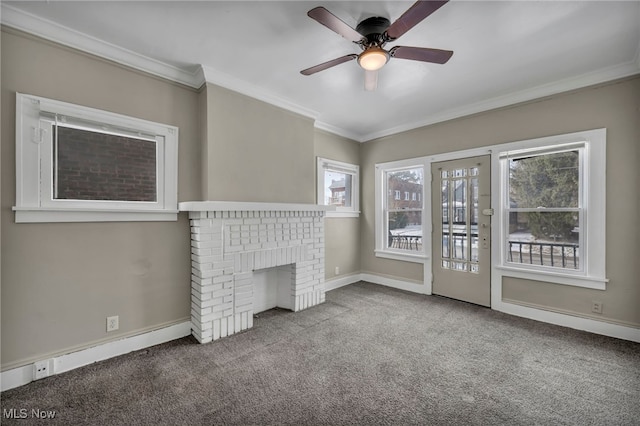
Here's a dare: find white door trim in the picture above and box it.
[423,147,494,298]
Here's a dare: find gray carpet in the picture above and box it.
[2,281,639,425]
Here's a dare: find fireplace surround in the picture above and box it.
[179,201,332,343]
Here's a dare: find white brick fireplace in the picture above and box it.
[178,201,332,343]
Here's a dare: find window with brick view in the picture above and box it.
[316,157,360,218]
[54,126,157,202]
[14,93,178,223]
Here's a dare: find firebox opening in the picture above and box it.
[252,265,293,314]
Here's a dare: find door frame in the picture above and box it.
[430,154,491,306]
[422,147,495,302]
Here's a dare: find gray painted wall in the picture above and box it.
[202,83,315,204]
[314,130,362,280]
[360,77,640,327]
[1,28,200,369]
[1,29,361,370]
[2,26,637,372]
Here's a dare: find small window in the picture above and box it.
[14,93,178,222]
[395,190,401,200]
[317,157,359,218]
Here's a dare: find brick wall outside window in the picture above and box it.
[54,126,157,202]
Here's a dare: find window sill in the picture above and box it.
[13,207,178,223]
[375,249,427,264]
[495,265,607,290]
[325,210,360,218]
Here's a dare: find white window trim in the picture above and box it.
[500,142,585,275]
[374,157,428,263]
[14,93,179,223]
[493,129,607,290]
[374,129,606,293]
[317,157,360,218]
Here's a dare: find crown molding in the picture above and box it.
[314,120,362,142]
[0,3,357,138]
[360,59,640,142]
[0,3,203,88]
[199,65,318,121]
[3,2,638,144]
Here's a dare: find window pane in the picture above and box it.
[441,180,449,224]
[388,211,422,251]
[387,168,423,208]
[452,261,467,271]
[54,126,157,202]
[452,179,466,224]
[471,235,479,262]
[509,150,579,208]
[508,211,580,269]
[324,170,352,207]
[452,232,467,260]
[442,234,450,259]
[470,178,478,226]
[440,168,479,273]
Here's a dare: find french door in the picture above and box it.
[431,155,491,307]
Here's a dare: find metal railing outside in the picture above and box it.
[389,235,423,251]
[508,241,579,269]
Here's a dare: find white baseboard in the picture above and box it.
[1,321,191,392]
[3,278,638,392]
[326,272,428,294]
[334,273,639,343]
[495,300,640,343]
[360,273,429,294]
[324,273,362,291]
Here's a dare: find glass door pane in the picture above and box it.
[440,166,479,273]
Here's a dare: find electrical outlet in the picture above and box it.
[106,315,119,332]
[592,301,603,314]
[335,266,340,276]
[33,359,52,380]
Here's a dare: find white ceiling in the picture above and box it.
[3,1,639,142]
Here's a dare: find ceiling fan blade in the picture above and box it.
[308,7,363,43]
[386,0,449,40]
[300,54,358,76]
[390,46,453,64]
[364,70,378,91]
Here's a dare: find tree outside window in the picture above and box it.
[506,149,582,270]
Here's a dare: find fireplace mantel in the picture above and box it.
[180,200,331,343]
[179,201,334,213]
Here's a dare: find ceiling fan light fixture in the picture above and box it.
[358,47,389,71]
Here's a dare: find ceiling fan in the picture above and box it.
[300,0,453,91]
